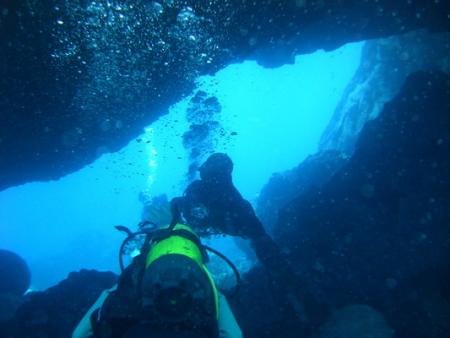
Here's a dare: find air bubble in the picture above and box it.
[177,7,195,22]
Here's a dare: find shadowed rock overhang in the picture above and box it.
[1,0,449,191]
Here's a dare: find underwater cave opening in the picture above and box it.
[0,41,363,290]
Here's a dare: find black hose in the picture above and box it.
[138,220,157,230]
[168,197,182,231]
[118,230,154,272]
[202,245,241,297]
[118,234,130,272]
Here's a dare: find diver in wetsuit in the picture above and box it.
[172,153,322,331]
[72,223,242,338]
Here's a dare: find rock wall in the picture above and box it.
[1,1,449,191]
[275,71,450,337]
[319,30,450,154]
[0,270,117,338]
[257,150,348,234]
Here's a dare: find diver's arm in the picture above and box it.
[232,197,266,238]
[218,293,243,338]
[72,285,117,338]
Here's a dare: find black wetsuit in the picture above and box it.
[173,154,324,333]
[179,177,288,273]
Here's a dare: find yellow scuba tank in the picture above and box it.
[140,224,219,328]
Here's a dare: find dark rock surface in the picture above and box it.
[0,270,117,338]
[319,30,450,155]
[274,71,450,337]
[0,250,31,323]
[256,150,348,234]
[2,1,450,191]
[230,266,300,338]
[0,250,31,296]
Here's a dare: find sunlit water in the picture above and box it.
[0,42,363,289]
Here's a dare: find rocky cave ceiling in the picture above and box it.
[1,0,449,191]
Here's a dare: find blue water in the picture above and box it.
[0,42,363,289]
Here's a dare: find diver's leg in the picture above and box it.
[218,293,243,338]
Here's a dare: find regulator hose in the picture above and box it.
[202,245,241,297]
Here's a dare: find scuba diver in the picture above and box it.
[72,223,242,338]
[171,153,324,331]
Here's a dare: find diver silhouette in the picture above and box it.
[172,153,324,333]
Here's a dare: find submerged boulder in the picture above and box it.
[319,305,394,338]
[0,250,30,297]
[0,269,117,338]
[0,250,31,323]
